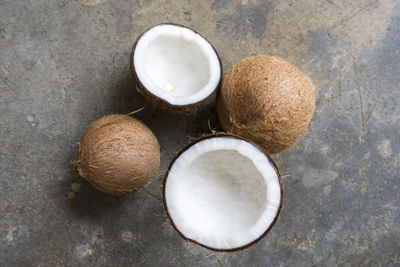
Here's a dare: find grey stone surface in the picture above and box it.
[1,0,399,266]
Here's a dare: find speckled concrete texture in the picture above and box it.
[1,0,399,266]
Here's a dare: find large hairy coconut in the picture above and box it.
[75,115,160,195]
[217,55,315,154]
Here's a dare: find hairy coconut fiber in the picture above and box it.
[217,55,315,154]
[75,115,160,195]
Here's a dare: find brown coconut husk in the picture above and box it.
[161,133,283,252]
[75,114,160,195]
[217,55,315,154]
[130,23,222,113]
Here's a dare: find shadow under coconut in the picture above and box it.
[101,69,204,135]
[64,172,129,220]
[190,103,224,137]
[99,66,223,139]
[62,126,128,220]
[102,71,148,115]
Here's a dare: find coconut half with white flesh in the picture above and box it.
[163,134,283,251]
[131,24,222,112]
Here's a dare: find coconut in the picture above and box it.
[131,23,222,112]
[163,133,282,251]
[217,55,315,154]
[75,115,160,195]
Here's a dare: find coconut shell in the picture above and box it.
[75,115,160,195]
[162,133,283,252]
[130,23,222,113]
[217,55,315,154]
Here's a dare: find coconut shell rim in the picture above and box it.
[130,23,223,112]
[162,133,283,252]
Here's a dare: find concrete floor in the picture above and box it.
[1,0,400,266]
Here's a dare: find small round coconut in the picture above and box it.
[75,115,160,195]
[217,55,315,154]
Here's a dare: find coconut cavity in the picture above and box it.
[217,55,315,154]
[76,115,160,195]
[164,135,282,251]
[132,24,221,111]
[142,35,210,97]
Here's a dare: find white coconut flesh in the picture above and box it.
[134,24,221,106]
[165,137,281,250]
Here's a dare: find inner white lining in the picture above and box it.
[134,24,221,105]
[165,137,281,250]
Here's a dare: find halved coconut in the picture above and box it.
[163,134,282,251]
[131,24,222,112]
